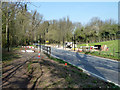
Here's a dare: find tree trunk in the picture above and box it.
[6,19,8,41]
[7,27,9,52]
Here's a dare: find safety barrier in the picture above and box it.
[42,45,51,55]
[21,46,35,52]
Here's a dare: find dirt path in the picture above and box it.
[2,51,119,88]
[2,51,38,88]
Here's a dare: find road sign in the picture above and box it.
[46,41,49,43]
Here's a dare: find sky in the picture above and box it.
[27,2,118,25]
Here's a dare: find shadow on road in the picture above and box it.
[75,52,106,79]
[51,48,106,79]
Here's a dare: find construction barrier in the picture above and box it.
[21,46,35,52]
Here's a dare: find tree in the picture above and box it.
[2,2,25,50]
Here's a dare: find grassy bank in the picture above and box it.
[77,40,119,60]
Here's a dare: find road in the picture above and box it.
[51,47,120,86]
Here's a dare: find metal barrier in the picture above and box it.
[42,45,51,55]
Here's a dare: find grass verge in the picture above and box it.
[78,51,119,61]
[77,40,119,60]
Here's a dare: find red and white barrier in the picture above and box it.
[21,46,35,52]
[22,46,34,49]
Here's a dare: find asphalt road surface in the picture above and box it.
[51,47,120,86]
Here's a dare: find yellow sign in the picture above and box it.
[46,41,49,43]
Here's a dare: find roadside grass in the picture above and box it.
[79,51,119,60]
[77,40,118,48]
[77,40,119,60]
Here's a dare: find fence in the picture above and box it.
[42,45,51,56]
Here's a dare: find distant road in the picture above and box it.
[51,47,120,86]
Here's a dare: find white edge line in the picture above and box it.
[51,54,120,87]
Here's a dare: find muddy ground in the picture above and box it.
[2,50,119,88]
